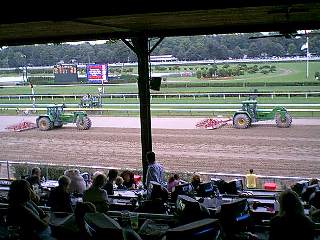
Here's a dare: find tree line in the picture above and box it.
[0,32,319,68]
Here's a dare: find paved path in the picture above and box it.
[0,116,319,132]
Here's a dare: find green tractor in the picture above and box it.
[233,100,292,129]
[36,105,92,131]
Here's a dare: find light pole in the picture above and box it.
[21,54,27,83]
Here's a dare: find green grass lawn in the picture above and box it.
[1,83,320,95]
[1,61,320,95]
[1,61,320,117]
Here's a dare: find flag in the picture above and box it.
[301,42,308,50]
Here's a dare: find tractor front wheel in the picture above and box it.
[76,116,92,130]
[275,113,292,128]
[233,114,250,129]
[38,117,53,131]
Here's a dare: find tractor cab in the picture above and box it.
[47,105,64,121]
[241,100,257,120]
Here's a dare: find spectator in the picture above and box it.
[310,178,319,185]
[167,174,180,192]
[51,202,96,240]
[145,151,164,188]
[191,174,202,192]
[103,169,118,195]
[245,169,258,189]
[309,190,320,223]
[269,190,315,240]
[92,171,104,179]
[7,179,53,240]
[135,181,168,214]
[48,175,73,213]
[26,167,42,192]
[83,174,109,213]
[115,176,127,190]
[120,170,136,189]
[64,169,86,195]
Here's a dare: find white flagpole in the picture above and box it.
[306,35,309,79]
[30,83,36,111]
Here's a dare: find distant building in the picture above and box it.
[150,55,178,62]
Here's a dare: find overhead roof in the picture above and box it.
[1,1,320,46]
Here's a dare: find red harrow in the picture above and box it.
[5,121,37,132]
[196,118,232,129]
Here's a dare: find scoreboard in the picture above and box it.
[86,64,108,83]
[53,64,78,83]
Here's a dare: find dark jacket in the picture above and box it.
[48,186,73,213]
[103,180,114,195]
[269,214,315,240]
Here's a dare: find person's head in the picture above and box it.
[173,174,180,180]
[121,170,134,183]
[150,183,168,202]
[249,169,254,174]
[278,190,304,216]
[8,180,32,205]
[191,174,201,184]
[107,169,118,181]
[310,178,319,185]
[74,202,96,221]
[58,175,71,190]
[64,169,81,177]
[146,151,155,164]
[168,176,175,183]
[31,167,41,178]
[92,174,107,188]
[115,176,124,186]
[93,171,104,179]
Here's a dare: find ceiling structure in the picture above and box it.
[1,1,320,46]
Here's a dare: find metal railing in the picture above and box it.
[0,91,320,101]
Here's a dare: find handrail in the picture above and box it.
[1,103,320,107]
[2,107,320,113]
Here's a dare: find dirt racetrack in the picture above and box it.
[1,124,320,178]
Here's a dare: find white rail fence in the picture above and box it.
[0,91,320,101]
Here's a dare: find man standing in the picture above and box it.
[145,151,164,188]
[245,169,258,189]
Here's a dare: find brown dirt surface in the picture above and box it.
[1,125,320,178]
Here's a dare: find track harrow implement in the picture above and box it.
[196,118,232,129]
[6,121,37,132]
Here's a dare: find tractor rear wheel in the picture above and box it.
[275,112,292,128]
[76,116,92,130]
[38,117,53,131]
[233,114,250,129]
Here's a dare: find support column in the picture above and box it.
[132,36,152,185]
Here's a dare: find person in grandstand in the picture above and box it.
[145,151,164,188]
[245,169,258,189]
[269,190,315,240]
